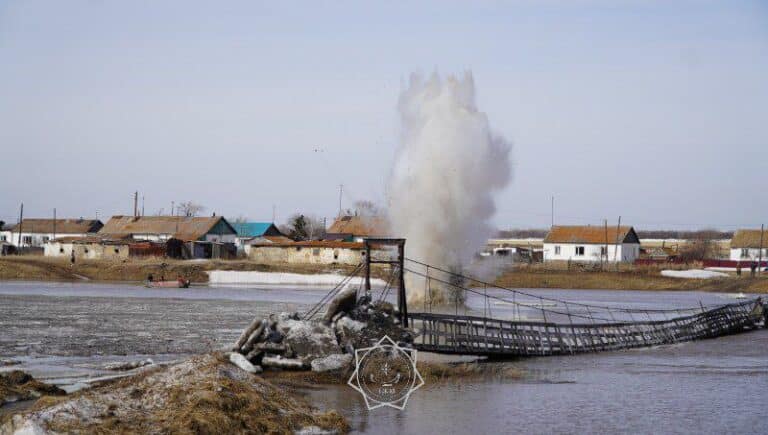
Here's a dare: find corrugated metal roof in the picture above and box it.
[544,225,639,245]
[6,219,103,234]
[231,222,279,237]
[731,229,766,248]
[99,215,235,242]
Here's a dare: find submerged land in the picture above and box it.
[0,256,765,293]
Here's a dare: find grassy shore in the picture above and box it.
[1,255,766,293]
[0,256,365,283]
[493,263,768,293]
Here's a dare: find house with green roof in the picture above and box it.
[230,221,285,253]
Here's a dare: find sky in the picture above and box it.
[0,0,766,230]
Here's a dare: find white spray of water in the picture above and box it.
[387,72,512,304]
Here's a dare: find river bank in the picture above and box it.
[1,256,765,293]
[1,283,765,434]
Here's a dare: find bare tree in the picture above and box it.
[176,201,206,217]
[678,229,721,262]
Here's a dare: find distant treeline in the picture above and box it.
[496,229,734,240]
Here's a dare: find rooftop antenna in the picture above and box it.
[133,191,138,218]
[338,184,343,217]
[272,204,276,223]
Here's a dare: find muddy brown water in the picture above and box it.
[1,280,767,434]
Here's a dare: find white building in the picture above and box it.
[245,240,366,266]
[543,225,641,263]
[0,219,103,248]
[729,229,766,261]
[99,215,237,244]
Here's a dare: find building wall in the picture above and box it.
[246,245,364,266]
[4,232,90,248]
[730,248,768,261]
[543,243,639,263]
[204,233,236,243]
[44,242,129,260]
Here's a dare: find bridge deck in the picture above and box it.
[408,300,763,356]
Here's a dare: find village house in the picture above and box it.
[245,240,366,266]
[729,229,767,261]
[98,215,238,259]
[44,236,132,260]
[0,218,103,248]
[230,221,286,253]
[325,215,388,242]
[543,225,641,263]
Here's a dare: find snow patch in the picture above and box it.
[661,269,729,279]
[207,270,386,286]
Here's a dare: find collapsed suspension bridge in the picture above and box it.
[305,239,766,357]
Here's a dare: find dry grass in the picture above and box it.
[0,256,384,283]
[5,354,349,435]
[493,263,768,293]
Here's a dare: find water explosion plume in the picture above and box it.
[387,72,512,305]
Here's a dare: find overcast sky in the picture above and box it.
[1,0,766,230]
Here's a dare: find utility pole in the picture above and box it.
[338,184,344,217]
[133,191,138,218]
[141,195,145,217]
[53,208,57,241]
[17,203,23,247]
[272,204,276,223]
[613,216,622,269]
[551,196,554,227]
[759,224,765,276]
[171,201,175,217]
[603,219,608,271]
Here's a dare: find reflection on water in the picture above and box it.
[1,281,766,434]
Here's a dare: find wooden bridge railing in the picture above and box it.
[408,299,763,356]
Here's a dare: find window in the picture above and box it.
[312,248,320,256]
[42,236,50,243]
[554,246,561,255]
[22,236,32,245]
[59,248,64,254]
[84,248,89,253]
[600,246,607,257]
[575,246,585,256]
[333,250,339,260]
[0,235,6,242]
[741,248,749,258]
[114,248,120,254]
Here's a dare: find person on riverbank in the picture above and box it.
[750,262,757,277]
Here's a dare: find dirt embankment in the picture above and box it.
[1,354,348,435]
[1,255,765,293]
[0,371,65,408]
[0,256,367,283]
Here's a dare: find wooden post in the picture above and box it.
[364,241,371,295]
[603,219,609,271]
[759,224,764,276]
[614,216,622,270]
[17,203,24,247]
[398,240,408,327]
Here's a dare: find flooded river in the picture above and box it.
[1,281,766,434]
